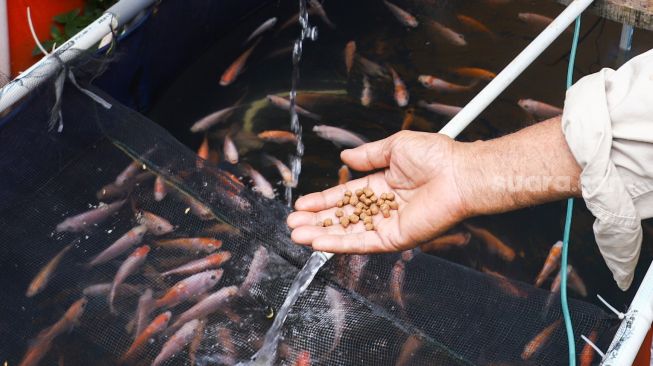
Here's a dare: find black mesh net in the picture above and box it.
[1,0,638,365]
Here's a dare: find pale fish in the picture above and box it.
[55,200,126,232]
[313,125,368,148]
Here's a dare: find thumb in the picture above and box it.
[341,137,392,171]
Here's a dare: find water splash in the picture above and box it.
[238,251,330,365]
[285,0,318,206]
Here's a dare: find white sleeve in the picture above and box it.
[562,49,653,291]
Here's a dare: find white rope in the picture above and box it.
[597,294,626,320]
[581,334,606,358]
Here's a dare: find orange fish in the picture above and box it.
[396,335,423,366]
[220,39,260,86]
[481,267,528,298]
[154,175,167,201]
[154,270,222,309]
[155,237,222,253]
[419,232,471,252]
[197,135,210,160]
[121,311,172,363]
[401,108,415,130]
[580,330,598,366]
[521,319,561,360]
[264,154,296,188]
[451,67,496,80]
[295,350,312,366]
[188,318,206,366]
[161,252,232,276]
[464,223,516,261]
[534,241,562,287]
[388,66,409,107]
[338,165,351,185]
[418,75,476,93]
[258,130,298,144]
[456,14,495,38]
[109,245,150,314]
[344,41,356,75]
[26,244,73,297]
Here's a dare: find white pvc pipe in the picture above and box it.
[0,0,10,83]
[0,0,156,114]
[438,0,596,138]
[601,262,653,365]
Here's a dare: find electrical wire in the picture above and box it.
[561,15,583,366]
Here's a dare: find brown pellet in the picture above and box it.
[349,214,360,224]
[363,198,372,206]
[370,195,377,202]
[344,190,352,197]
[364,216,372,224]
[336,200,344,207]
[340,217,350,228]
[382,209,390,218]
[364,188,373,197]
[377,199,384,206]
[389,201,398,210]
[360,212,368,220]
[324,218,333,226]
[366,209,372,216]
[370,204,379,215]
[355,189,364,197]
[380,203,389,211]
[356,202,364,209]
[343,196,350,205]
[386,192,395,201]
[335,209,344,217]
[380,193,387,200]
[354,207,362,215]
[350,195,359,206]
[365,223,374,231]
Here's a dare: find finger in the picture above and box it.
[294,176,371,211]
[341,137,392,172]
[287,207,340,228]
[311,231,385,254]
[290,224,348,245]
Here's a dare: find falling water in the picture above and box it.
[238,252,330,365]
[285,0,317,206]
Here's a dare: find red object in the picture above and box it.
[633,326,653,366]
[7,0,84,77]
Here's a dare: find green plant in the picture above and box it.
[33,0,117,56]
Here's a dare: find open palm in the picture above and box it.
[287,131,469,253]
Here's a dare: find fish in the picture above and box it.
[361,75,372,106]
[82,282,141,297]
[154,270,223,309]
[218,327,237,363]
[451,67,496,80]
[390,259,406,310]
[134,288,154,337]
[220,39,260,86]
[401,249,415,263]
[295,350,312,366]
[383,0,418,28]
[19,298,87,366]
[518,99,563,120]
[580,330,598,366]
[263,154,296,188]
[344,41,356,75]
[109,245,150,314]
[239,245,269,295]
[203,222,241,236]
[197,135,210,161]
[97,172,152,200]
[464,223,516,262]
[568,265,588,297]
[426,20,466,46]
[481,267,528,298]
[121,311,172,363]
[155,237,222,253]
[26,244,73,297]
[417,100,462,118]
[87,224,147,267]
[278,8,319,31]
[347,255,369,290]
[245,17,277,45]
[388,66,409,107]
[325,287,345,356]
[308,0,336,29]
[518,12,554,30]
[115,161,142,187]
[419,232,471,252]
[178,193,214,220]
[170,285,238,330]
[258,130,298,144]
[243,163,276,199]
[395,335,423,366]
[55,199,126,232]
[313,125,368,148]
[154,175,168,201]
[161,252,232,277]
[223,134,239,164]
[521,319,561,360]
[338,165,351,185]
[418,75,475,93]
[189,105,239,133]
[534,241,562,287]
[456,14,495,38]
[267,95,321,120]
[188,318,206,366]
[401,108,415,130]
[137,210,174,236]
[152,319,200,366]
[357,56,389,79]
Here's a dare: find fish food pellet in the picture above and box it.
[370,195,377,202]
[364,216,372,224]
[323,218,333,226]
[349,214,360,224]
[389,201,398,210]
[355,189,364,197]
[336,200,344,207]
[365,223,374,231]
[380,193,387,200]
[364,188,373,197]
[380,203,389,211]
[340,217,350,228]
[344,190,352,197]
[343,196,350,205]
[324,187,398,232]
[382,209,390,218]
[370,204,379,215]
[354,207,362,215]
[335,209,344,217]
[386,192,395,201]
[350,195,359,205]
[356,202,364,209]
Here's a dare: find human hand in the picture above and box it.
[287,130,470,253]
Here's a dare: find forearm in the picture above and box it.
[454,116,581,217]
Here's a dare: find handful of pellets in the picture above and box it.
[320,187,398,231]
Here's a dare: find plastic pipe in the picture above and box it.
[619,24,634,52]
[0,0,156,114]
[0,0,9,82]
[438,0,596,138]
[601,262,653,365]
